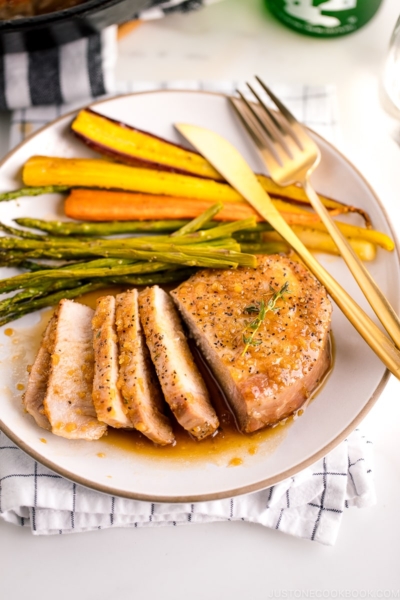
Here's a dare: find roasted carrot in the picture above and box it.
[290,220,394,251]
[23,156,242,203]
[257,175,370,226]
[71,110,369,225]
[71,109,221,179]
[263,228,377,262]
[64,188,393,251]
[22,156,370,226]
[64,189,337,224]
[65,190,254,222]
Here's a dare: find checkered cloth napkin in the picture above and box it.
[0,82,376,545]
[0,0,223,110]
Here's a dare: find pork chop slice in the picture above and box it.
[138,286,219,440]
[43,300,107,440]
[171,255,332,433]
[115,290,174,445]
[92,295,133,428]
[23,314,56,430]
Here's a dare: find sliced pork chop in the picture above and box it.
[23,314,56,430]
[138,286,219,440]
[115,290,174,445]
[171,255,332,433]
[92,295,133,428]
[43,300,107,440]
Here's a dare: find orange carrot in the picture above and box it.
[65,190,256,222]
[64,188,394,251]
[64,189,343,226]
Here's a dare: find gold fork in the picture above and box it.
[176,123,400,379]
[229,77,400,350]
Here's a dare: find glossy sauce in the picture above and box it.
[5,286,333,466]
[78,286,333,464]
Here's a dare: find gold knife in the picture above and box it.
[175,122,400,379]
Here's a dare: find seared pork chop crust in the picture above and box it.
[115,290,174,445]
[138,286,219,440]
[171,255,332,433]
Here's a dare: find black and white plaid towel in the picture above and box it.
[0,0,223,110]
[0,82,375,544]
[0,428,375,544]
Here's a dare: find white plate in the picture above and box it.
[0,90,398,502]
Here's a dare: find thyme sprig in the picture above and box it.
[241,281,290,356]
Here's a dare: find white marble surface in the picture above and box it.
[2,0,400,597]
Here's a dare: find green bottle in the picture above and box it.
[265,0,383,38]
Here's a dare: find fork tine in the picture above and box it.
[228,97,259,144]
[236,89,292,160]
[234,92,288,166]
[255,76,297,125]
[235,90,274,142]
[228,97,282,172]
[247,82,303,150]
[246,83,285,136]
[255,76,316,152]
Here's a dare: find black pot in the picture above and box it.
[0,0,152,53]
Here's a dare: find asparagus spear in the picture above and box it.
[0,232,242,250]
[57,258,137,270]
[127,247,252,267]
[104,268,194,286]
[0,267,191,312]
[0,185,69,203]
[14,217,273,237]
[12,217,257,248]
[233,231,263,243]
[0,251,36,269]
[0,261,174,294]
[0,269,195,325]
[0,279,85,312]
[171,203,223,237]
[0,207,261,325]
[14,218,216,236]
[240,242,290,254]
[0,237,243,262]
[0,282,104,326]
[176,218,258,243]
[20,260,69,272]
[0,222,45,240]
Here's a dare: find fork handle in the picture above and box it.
[303,178,400,349]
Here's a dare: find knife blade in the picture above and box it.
[175,122,400,379]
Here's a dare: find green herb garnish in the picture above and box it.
[241,281,290,356]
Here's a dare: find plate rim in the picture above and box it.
[0,89,396,503]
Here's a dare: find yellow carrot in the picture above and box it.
[23,156,243,203]
[263,228,377,262]
[294,220,394,251]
